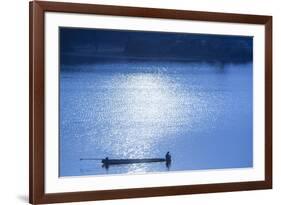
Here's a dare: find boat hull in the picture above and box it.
[102,158,166,165]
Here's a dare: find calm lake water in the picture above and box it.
[59,61,253,177]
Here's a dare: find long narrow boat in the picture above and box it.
[101,158,166,165]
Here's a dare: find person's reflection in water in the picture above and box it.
[102,163,109,170]
[102,157,109,173]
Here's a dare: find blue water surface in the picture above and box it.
[59,61,253,176]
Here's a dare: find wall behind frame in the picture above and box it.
[0,0,279,204]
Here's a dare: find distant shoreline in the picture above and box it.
[61,55,253,67]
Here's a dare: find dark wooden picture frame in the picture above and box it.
[29,1,272,204]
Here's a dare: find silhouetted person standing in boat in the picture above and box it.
[165,152,171,170]
[165,152,171,162]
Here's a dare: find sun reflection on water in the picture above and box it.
[99,73,193,163]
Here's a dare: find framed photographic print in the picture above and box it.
[29,1,272,204]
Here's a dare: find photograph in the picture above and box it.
[29,1,272,203]
[59,27,253,177]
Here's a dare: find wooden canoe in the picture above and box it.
[101,158,166,165]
